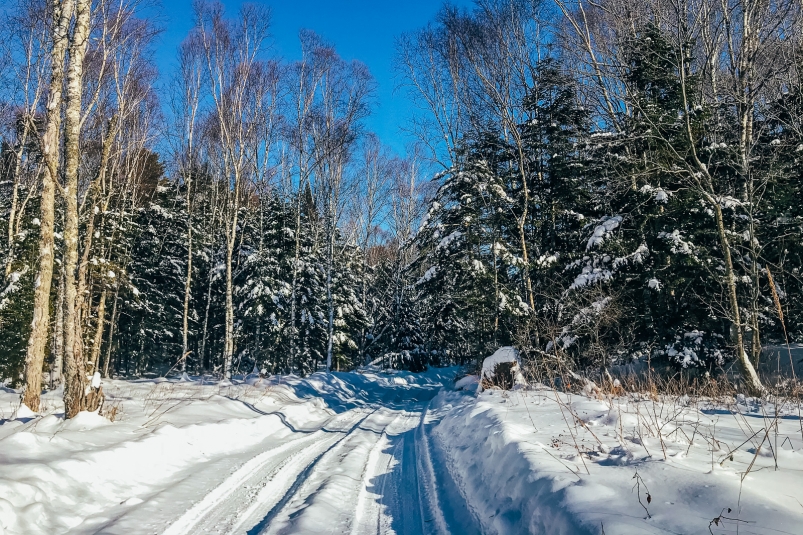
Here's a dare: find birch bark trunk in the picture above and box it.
[62,0,101,418]
[22,0,74,412]
[5,120,32,278]
[50,269,65,388]
[75,117,117,337]
[181,183,192,372]
[102,286,119,378]
[88,288,107,374]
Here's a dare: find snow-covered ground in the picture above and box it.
[1,369,802,534]
[440,382,803,534]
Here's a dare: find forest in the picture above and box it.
[2,0,803,416]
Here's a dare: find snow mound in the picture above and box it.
[480,347,527,390]
[11,403,37,420]
[454,374,480,393]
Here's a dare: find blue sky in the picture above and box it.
[154,0,474,155]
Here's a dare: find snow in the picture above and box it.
[432,386,803,534]
[2,370,802,535]
[639,184,669,203]
[418,265,438,284]
[480,347,526,389]
[536,254,558,267]
[436,230,462,250]
[570,297,612,327]
[90,372,102,389]
[570,265,612,289]
[612,243,649,268]
[0,369,453,535]
[659,229,695,255]
[1,268,29,311]
[454,374,480,393]
[586,216,622,250]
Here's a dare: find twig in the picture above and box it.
[709,508,751,534]
[631,470,652,519]
[717,427,765,465]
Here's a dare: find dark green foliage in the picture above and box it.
[0,186,40,385]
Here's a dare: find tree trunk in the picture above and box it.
[200,262,214,373]
[22,0,74,412]
[62,0,101,418]
[713,203,763,395]
[288,191,303,372]
[4,119,33,278]
[223,237,234,378]
[88,288,107,374]
[50,269,65,388]
[102,286,119,378]
[325,217,335,371]
[182,183,193,372]
[75,117,116,335]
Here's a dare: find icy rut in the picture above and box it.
[162,402,478,535]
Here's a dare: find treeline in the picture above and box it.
[0,0,435,412]
[399,0,803,394]
[2,0,803,413]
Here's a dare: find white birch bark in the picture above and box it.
[22,0,74,412]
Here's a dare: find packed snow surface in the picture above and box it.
[2,369,803,534]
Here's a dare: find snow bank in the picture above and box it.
[431,386,803,534]
[453,374,480,393]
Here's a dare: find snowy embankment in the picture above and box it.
[2,369,803,535]
[438,381,803,534]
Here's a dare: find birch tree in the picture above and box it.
[308,47,373,371]
[195,1,271,377]
[21,0,74,412]
[61,0,100,417]
[171,33,204,371]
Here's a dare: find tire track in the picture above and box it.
[163,388,481,535]
[254,408,407,535]
[349,410,421,535]
[163,408,377,535]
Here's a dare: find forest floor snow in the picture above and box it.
[0,369,802,534]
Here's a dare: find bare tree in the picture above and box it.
[308,48,374,371]
[284,31,337,372]
[1,1,49,280]
[61,0,100,417]
[21,0,74,412]
[195,1,272,378]
[349,134,392,362]
[171,32,204,371]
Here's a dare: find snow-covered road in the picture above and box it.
[161,399,478,535]
[0,368,482,535]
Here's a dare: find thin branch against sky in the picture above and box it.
[152,0,475,155]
